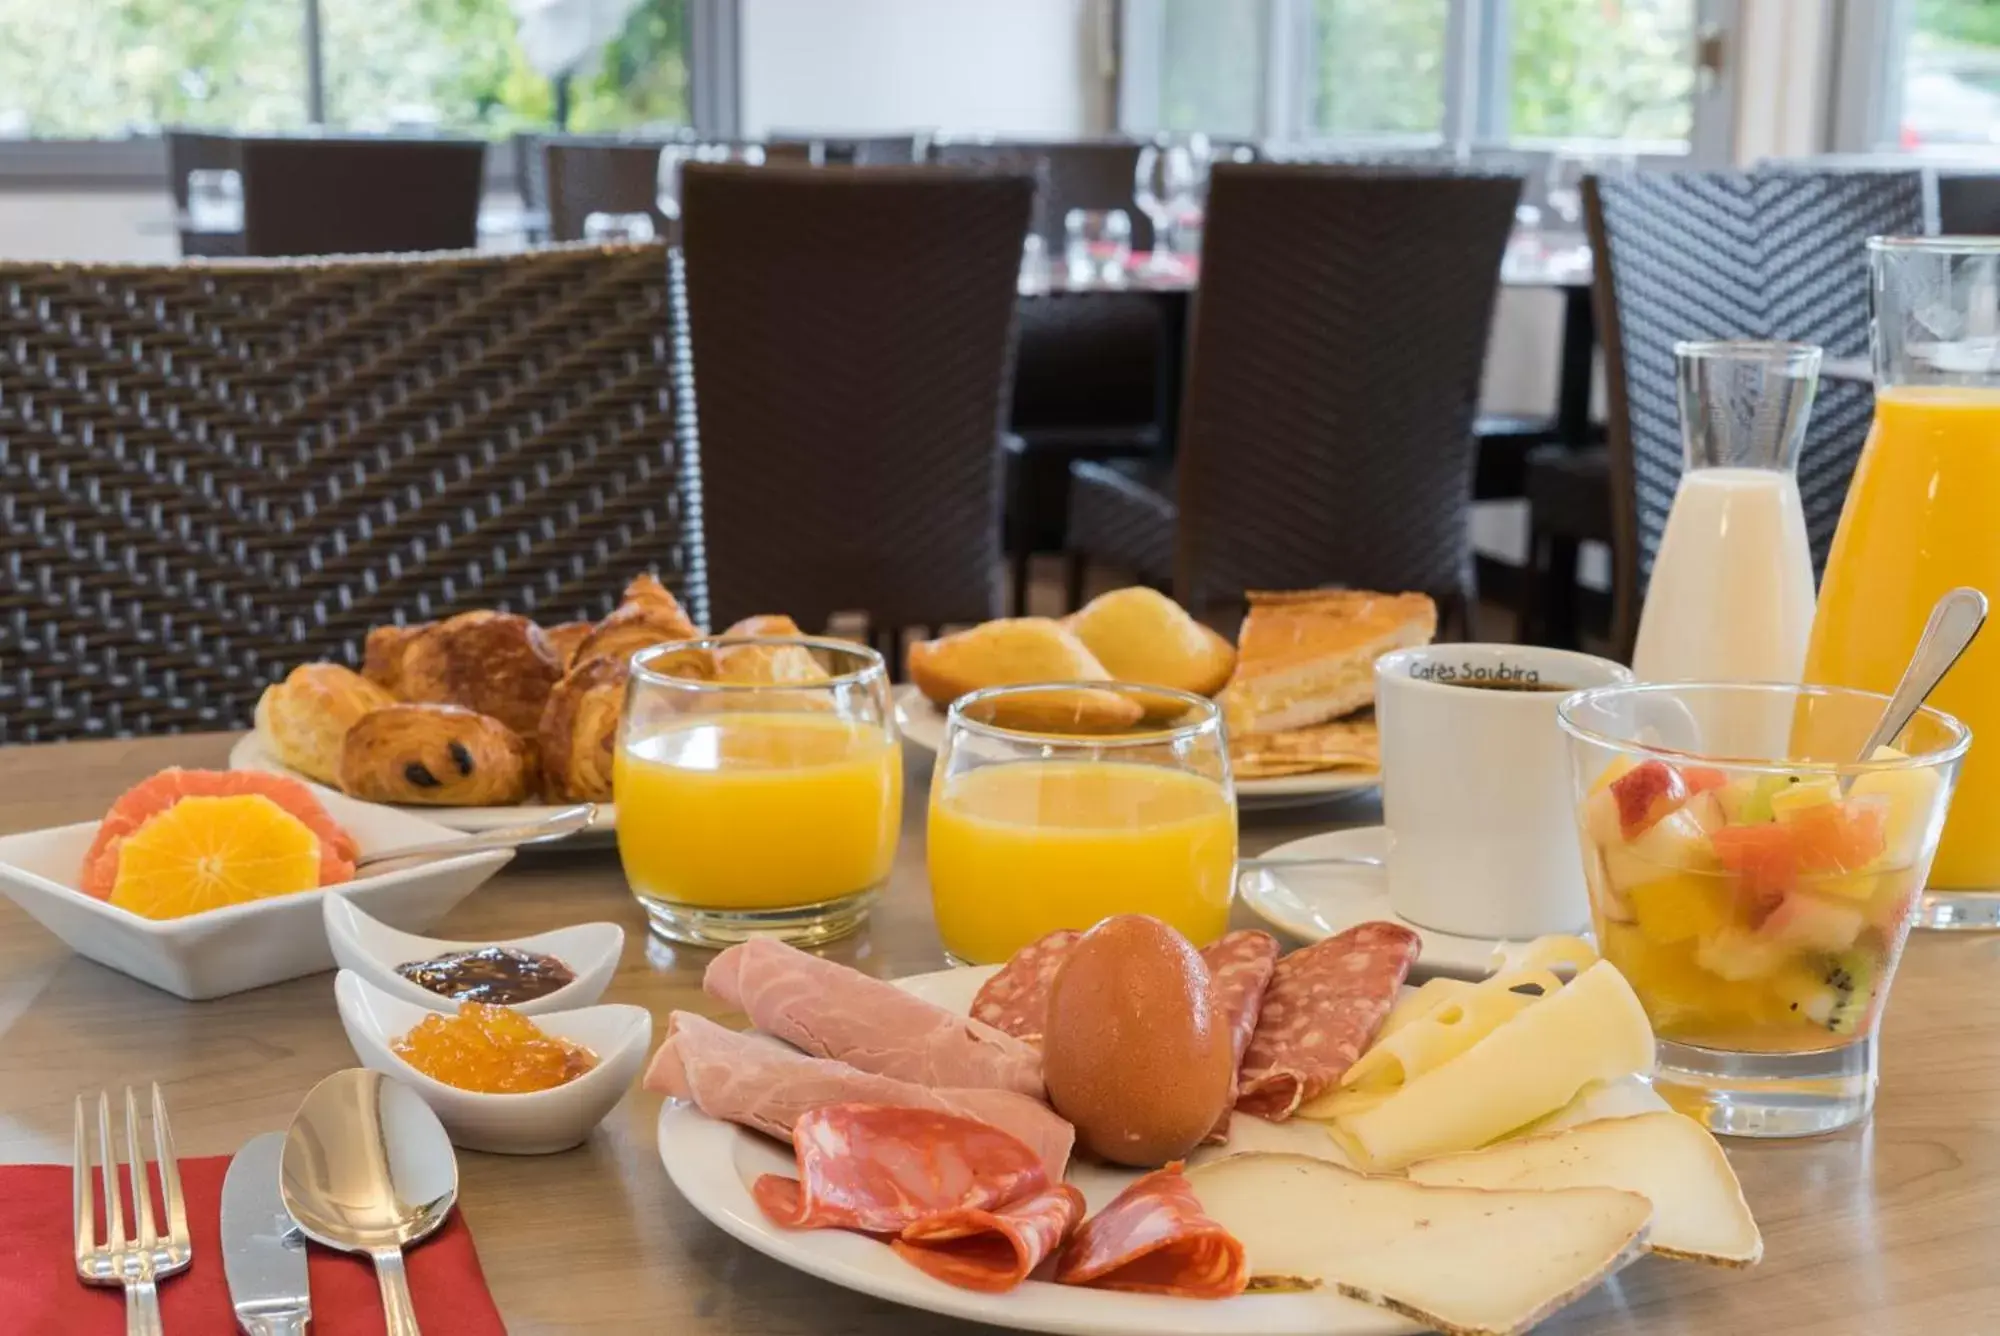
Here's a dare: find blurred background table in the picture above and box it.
[1,733,1996,1333]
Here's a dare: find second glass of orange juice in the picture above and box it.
[616,638,901,947]
[927,683,1237,964]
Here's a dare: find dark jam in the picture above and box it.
[395,946,577,1005]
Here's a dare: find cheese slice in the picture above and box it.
[1331,961,1656,1171]
[1409,1112,1762,1267]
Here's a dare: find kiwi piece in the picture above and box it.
[1772,949,1878,1033]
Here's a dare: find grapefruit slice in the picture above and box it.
[80,769,358,899]
[107,795,323,920]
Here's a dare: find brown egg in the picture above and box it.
[1040,914,1234,1168]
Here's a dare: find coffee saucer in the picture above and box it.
[1240,826,1590,979]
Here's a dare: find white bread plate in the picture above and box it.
[0,787,511,1000]
[336,969,652,1154]
[656,965,1672,1336]
[229,729,620,839]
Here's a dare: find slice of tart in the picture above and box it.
[1219,590,1436,736]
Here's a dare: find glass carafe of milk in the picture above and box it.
[1631,340,1821,685]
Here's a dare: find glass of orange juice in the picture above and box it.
[615,638,902,947]
[926,683,1236,965]
[1809,236,2000,927]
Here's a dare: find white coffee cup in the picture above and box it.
[1374,643,1633,940]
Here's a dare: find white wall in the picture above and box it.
[0,191,175,262]
[739,0,1110,139]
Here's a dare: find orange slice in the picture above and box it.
[81,769,357,899]
[108,795,324,920]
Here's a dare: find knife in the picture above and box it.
[222,1131,313,1335]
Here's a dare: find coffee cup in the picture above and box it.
[1374,643,1633,939]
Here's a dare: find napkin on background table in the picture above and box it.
[0,1156,507,1334]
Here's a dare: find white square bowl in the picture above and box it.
[0,788,512,1000]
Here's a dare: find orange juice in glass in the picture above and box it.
[615,638,901,946]
[1808,237,2000,925]
[926,683,1237,964]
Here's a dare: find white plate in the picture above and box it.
[229,730,620,839]
[323,893,624,1016]
[892,685,1379,810]
[336,970,652,1155]
[656,964,1665,1335]
[1239,827,1593,979]
[0,788,511,1000]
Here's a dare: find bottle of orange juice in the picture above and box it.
[1807,237,2000,926]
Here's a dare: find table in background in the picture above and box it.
[2,734,1992,1332]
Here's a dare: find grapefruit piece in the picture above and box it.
[81,769,358,899]
[107,795,323,920]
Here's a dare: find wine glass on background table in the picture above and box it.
[926,683,1237,965]
[1134,138,1197,273]
[614,638,902,948]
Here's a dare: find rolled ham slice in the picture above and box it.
[646,1012,1074,1177]
[1235,921,1421,1121]
[1199,930,1280,1143]
[753,1104,1085,1293]
[1055,1164,1247,1299]
[706,938,1043,1098]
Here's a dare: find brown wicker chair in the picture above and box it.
[543,141,675,242]
[0,244,704,742]
[232,136,486,257]
[675,163,1035,642]
[1065,164,1523,627]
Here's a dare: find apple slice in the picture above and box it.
[1608,760,1690,840]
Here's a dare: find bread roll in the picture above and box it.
[907,619,1144,732]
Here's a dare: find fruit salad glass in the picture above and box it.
[1558,682,1968,1137]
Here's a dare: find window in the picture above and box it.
[1892,0,2000,150]
[1123,0,1717,156]
[0,0,694,142]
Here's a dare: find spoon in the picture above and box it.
[1239,854,1383,872]
[282,1069,459,1336]
[355,803,598,871]
[1849,586,1987,779]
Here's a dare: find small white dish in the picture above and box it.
[229,730,621,840]
[324,894,624,1016]
[1240,826,1592,979]
[0,788,511,1001]
[335,969,652,1155]
[892,684,1379,809]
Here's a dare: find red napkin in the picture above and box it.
[0,1156,507,1334]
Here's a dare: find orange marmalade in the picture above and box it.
[393,1002,597,1094]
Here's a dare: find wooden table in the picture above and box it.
[3,735,1997,1333]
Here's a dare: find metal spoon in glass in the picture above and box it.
[354,803,598,871]
[282,1069,459,1336]
[1845,586,1988,786]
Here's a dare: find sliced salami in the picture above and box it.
[752,1104,1048,1235]
[969,929,1081,1043]
[1234,920,1420,1121]
[891,1183,1087,1293]
[1054,1164,1247,1299]
[1198,930,1280,1143]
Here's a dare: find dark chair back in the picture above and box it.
[1171,164,1521,619]
[543,141,671,241]
[770,133,928,166]
[935,139,1152,251]
[1937,171,2000,233]
[238,137,485,256]
[0,244,703,742]
[677,164,1035,632]
[1585,169,1928,652]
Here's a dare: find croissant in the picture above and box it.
[571,573,701,671]
[538,657,629,802]
[392,611,563,736]
[254,663,397,786]
[362,622,430,696]
[907,619,1144,732]
[339,704,536,806]
[541,620,595,672]
[713,613,828,685]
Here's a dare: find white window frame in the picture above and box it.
[1121,0,1737,165]
[1824,0,2000,160]
[0,0,740,188]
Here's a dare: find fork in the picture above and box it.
[74,1084,192,1335]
